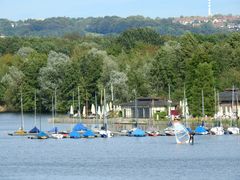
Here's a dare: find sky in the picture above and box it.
[0,0,240,21]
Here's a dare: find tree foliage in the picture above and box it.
[0,30,240,117]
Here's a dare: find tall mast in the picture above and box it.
[54,88,57,118]
[20,88,24,130]
[85,91,88,119]
[232,85,235,126]
[202,89,205,118]
[134,89,138,127]
[78,86,81,123]
[73,91,75,115]
[217,91,221,126]
[214,87,217,118]
[168,84,171,118]
[184,84,187,126]
[103,88,107,130]
[95,92,98,128]
[34,90,37,126]
[236,88,239,127]
[111,83,113,102]
[52,95,55,128]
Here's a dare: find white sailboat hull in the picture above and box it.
[99,130,113,138]
[51,134,64,139]
[210,127,224,135]
[227,127,240,135]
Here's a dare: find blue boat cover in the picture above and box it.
[195,126,207,133]
[48,127,58,133]
[72,123,88,131]
[29,126,40,133]
[132,128,145,137]
[37,131,48,138]
[83,130,95,137]
[69,131,81,138]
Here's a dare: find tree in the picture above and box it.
[188,63,215,116]
[39,51,70,111]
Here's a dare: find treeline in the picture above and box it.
[0,28,240,116]
[0,16,228,37]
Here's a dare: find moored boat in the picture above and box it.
[227,127,240,134]
[164,127,175,136]
[83,129,96,138]
[147,131,160,136]
[37,131,49,139]
[195,125,208,135]
[210,126,224,135]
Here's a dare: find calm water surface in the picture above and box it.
[0,113,240,180]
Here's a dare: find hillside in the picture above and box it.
[0,15,239,37]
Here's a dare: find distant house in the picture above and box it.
[121,97,177,119]
[219,89,240,115]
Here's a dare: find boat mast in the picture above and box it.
[34,90,37,127]
[103,88,107,130]
[73,91,75,116]
[214,87,217,119]
[232,85,235,126]
[20,88,24,130]
[54,88,57,119]
[217,91,222,127]
[168,84,171,121]
[202,89,205,124]
[95,92,98,128]
[78,86,81,123]
[134,89,138,127]
[52,95,54,128]
[184,84,187,126]
[236,88,239,127]
[111,83,114,104]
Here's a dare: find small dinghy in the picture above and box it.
[69,131,81,138]
[227,127,240,135]
[195,126,208,135]
[51,133,64,139]
[37,131,49,139]
[99,130,113,138]
[210,126,224,135]
[164,127,175,136]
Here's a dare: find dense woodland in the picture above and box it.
[0,27,240,117]
[0,16,230,37]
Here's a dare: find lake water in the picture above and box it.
[0,113,240,180]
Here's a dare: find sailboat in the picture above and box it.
[99,88,113,138]
[50,89,63,139]
[146,99,160,136]
[195,90,208,135]
[71,87,88,134]
[128,90,145,137]
[12,89,27,135]
[182,85,192,132]
[29,90,40,134]
[227,85,240,135]
[164,85,175,136]
[210,90,224,135]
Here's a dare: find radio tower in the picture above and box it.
[208,0,212,17]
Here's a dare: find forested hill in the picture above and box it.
[0,15,236,37]
[0,29,240,115]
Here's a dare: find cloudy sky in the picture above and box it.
[0,0,239,20]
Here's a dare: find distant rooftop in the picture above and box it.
[121,97,177,107]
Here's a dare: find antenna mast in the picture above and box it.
[208,0,212,17]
